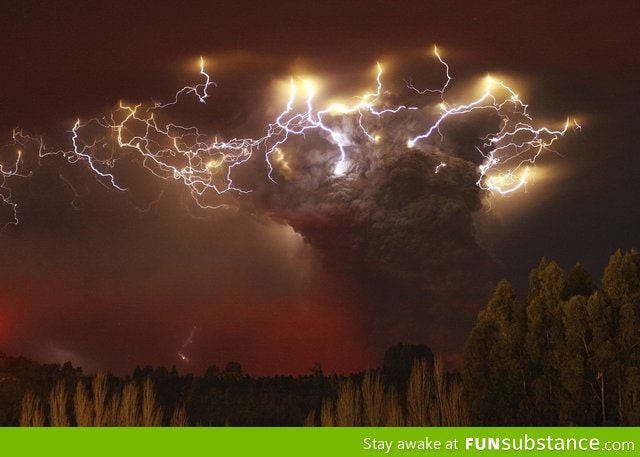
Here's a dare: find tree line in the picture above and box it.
[463,249,640,425]
[0,344,448,426]
[3,248,639,426]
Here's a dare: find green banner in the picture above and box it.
[1,427,637,456]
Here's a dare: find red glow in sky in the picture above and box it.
[0,0,638,376]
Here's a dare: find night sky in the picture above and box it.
[0,0,638,376]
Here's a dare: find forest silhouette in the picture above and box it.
[2,249,639,426]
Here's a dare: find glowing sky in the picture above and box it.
[0,0,638,375]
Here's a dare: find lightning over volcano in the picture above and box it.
[0,0,635,376]
[1,47,576,226]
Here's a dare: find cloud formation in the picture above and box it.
[1,52,548,373]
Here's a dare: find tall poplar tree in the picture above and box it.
[560,294,598,424]
[601,249,640,424]
[463,280,527,424]
[525,258,566,425]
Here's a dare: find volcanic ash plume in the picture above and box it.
[251,99,498,355]
[1,51,576,364]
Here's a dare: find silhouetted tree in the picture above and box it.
[601,249,640,424]
[563,262,597,299]
[525,258,565,424]
[464,249,640,426]
[463,280,527,424]
[586,291,617,424]
[559,295,598,424]
[383,343,433,392]
[223,362,243,380]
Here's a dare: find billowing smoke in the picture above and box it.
[3,51,566,371]
[251,97,497,359]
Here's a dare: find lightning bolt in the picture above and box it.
[0,129,42,228]
[177,325,197,364]
[0,47,578,227]
[408,66,579,195]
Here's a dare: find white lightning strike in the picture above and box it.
[406,45,453,98]
[0,47,578,227]
[408,72,578,194]
[177,325,197,364]
[0,129,42,227]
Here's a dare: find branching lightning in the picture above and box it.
[0,128,42,227]
[407,68,579,195]
[0,46,579,228]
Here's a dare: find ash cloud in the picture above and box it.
[1,54,503,372]
[252,96,499,360]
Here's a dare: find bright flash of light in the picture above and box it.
[0,129,44,227]
[177,325,197,364]
[408,68,578,195]
[1,47,578,226]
